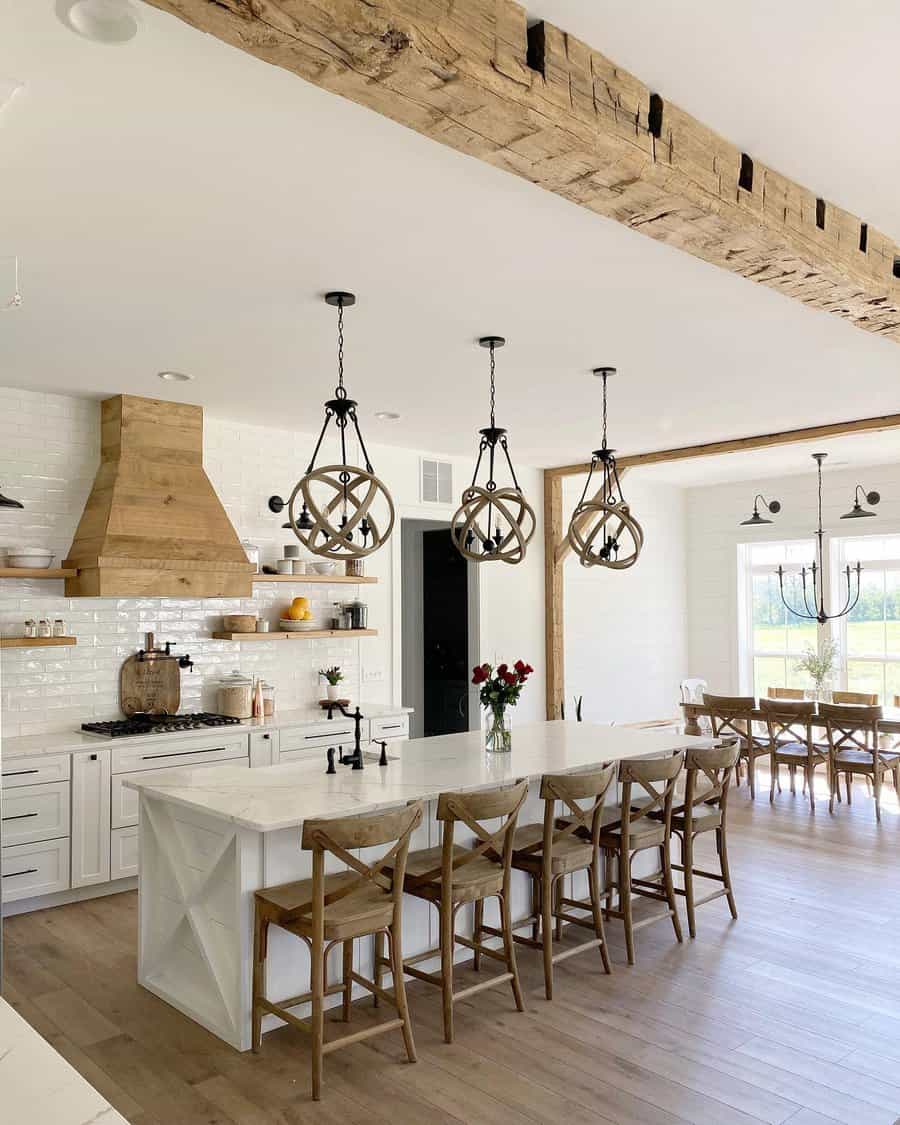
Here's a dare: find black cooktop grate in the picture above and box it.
[81,712,243,738]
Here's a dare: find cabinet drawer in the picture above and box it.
[110,826,139,880]
[1,838,70,902]
[112,757,250,829]
[371,714,409,740]
[280,720,367,753]
[111,733,248,774]
[1,754,71,789]
[249,730,277,768]
[1,781,70,846]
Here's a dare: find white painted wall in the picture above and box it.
[686,460,900,693]
[562,474,688,724]
[0,388,544,737]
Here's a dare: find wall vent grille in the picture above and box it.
[421,459,453,505]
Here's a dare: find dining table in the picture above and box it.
[680,700,900,737]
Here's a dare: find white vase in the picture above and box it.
[326,683,340,701]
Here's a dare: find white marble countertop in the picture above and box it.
[125,721,710,832]
[1,702,412,760]
[0,997,128,1124]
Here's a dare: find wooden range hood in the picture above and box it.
[64,395,256,598]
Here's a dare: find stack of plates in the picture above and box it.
[279,619,318,632]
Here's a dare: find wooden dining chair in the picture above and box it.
[667,742,740,938]
[767,687,805,700]
[703,693,767,798]
[252,801,424,1101]
[832,690,879,706]
[760,698,829,810]
[821,703,897,822]
[380,780,528,1044]
[600,753,685,965]
[499,765,616,999]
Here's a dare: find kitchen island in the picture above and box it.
[126,720,708,1051]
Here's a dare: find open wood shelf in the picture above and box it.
[211,629,378,642]
[252,574,377,584]
[0,636,77,649]
[0,567,78,579]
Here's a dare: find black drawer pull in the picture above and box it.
[2,769,40,778]
[3,868,38,878]
[2,812,39,822]
[306,731,352,740]
[141,747,227,761]
[381,724,403,731]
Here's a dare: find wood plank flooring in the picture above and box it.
[5,772,900,1125]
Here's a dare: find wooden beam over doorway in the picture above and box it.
[145,0,900,342]
[543,411,900,719]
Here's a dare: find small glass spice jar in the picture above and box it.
[52,617,66,637]
[37,618,51,638]
[24,618,36,638]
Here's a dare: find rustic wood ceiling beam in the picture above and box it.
[146,0,900,341]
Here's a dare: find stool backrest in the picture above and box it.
[681,742,740,827]
[820,702,882,761]
[703,693,757,748]
[617,752,685,848]
[301,801,425,919]
[527,765,617,858]
[767,686,805,700]
[832,690,879,706]
[759,697,816,748]
[431,780,529,889]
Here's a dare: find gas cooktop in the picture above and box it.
[81,712,243,738]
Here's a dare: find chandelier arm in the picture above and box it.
[349,409,375,474]
[306,410,334,475]
[802,568,822,622]
[499,436,522,493]
[468,438,487,491]
[836,565,861,619]
[778,566,816,622]
[576,458,597,510]
[610,459,626,504]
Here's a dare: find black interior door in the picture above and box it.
[422,528,469,737]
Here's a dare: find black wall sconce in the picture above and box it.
[740,494,781,526]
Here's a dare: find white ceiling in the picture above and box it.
[0,1,898,481]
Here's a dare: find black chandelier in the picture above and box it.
[567,367,644,569]
[764,452,881,624]
[451,336,535,564]
[280,292,394,560]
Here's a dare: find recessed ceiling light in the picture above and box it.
[375,411,400,421]
[57,0,139,45]
[157,370,193,383]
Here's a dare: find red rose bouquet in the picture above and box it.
[472,660,534,752]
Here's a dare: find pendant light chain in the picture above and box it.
[335,297,346,399]
[489,339,496,429]
[601,369,608,450]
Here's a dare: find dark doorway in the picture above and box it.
[401,520,477,739]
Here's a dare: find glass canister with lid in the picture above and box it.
[216,670,254,718]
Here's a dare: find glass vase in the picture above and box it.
[484,709,512,753]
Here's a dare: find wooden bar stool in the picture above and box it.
[379,780,528,1044]
[703,693,767,798]
[760,698,830,810]
[667,743,740,937]
[496,765,616,1000]
[600,753,685,965]
[251,801,423,1101]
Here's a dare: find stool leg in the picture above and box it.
[769,754,777,803]
[439,899,454,1043]
[373,930,384,1007]
[473,899,484,971]
[251,908,267,1053]
[342,939,353,1022]
[620,849,635,966]
[661,836,683,945]
[589,852,611,975]
[554,879,563,942]
[806,763,816,811]
[874,769,882,824]
[718,825,738,920]
[390,926,417,1064]
[541,869,554,1000]
[530,874,541,942]
[682,830,696,939]
[500,890,525,1013]
[311,929,325,1100]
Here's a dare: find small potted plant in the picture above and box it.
[319,665,344,702]
[794,640,840,701]
[472,660,534,753]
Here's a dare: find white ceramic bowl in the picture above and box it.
[7,548,54,569]
[279,618,318,632]
[310,561,336,575]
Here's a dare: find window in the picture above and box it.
[740,540,816,695]
[834,535,900,703]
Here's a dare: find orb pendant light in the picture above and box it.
[567,367,644,569]
[286,292,395,559]
[451,336,535,565]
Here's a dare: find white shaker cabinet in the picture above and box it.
[71,750,111,888]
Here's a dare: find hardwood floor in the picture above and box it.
[5,772,900,1125]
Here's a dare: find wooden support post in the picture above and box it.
[544,470,564,720]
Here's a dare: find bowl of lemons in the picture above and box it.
[279,597,317,631]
